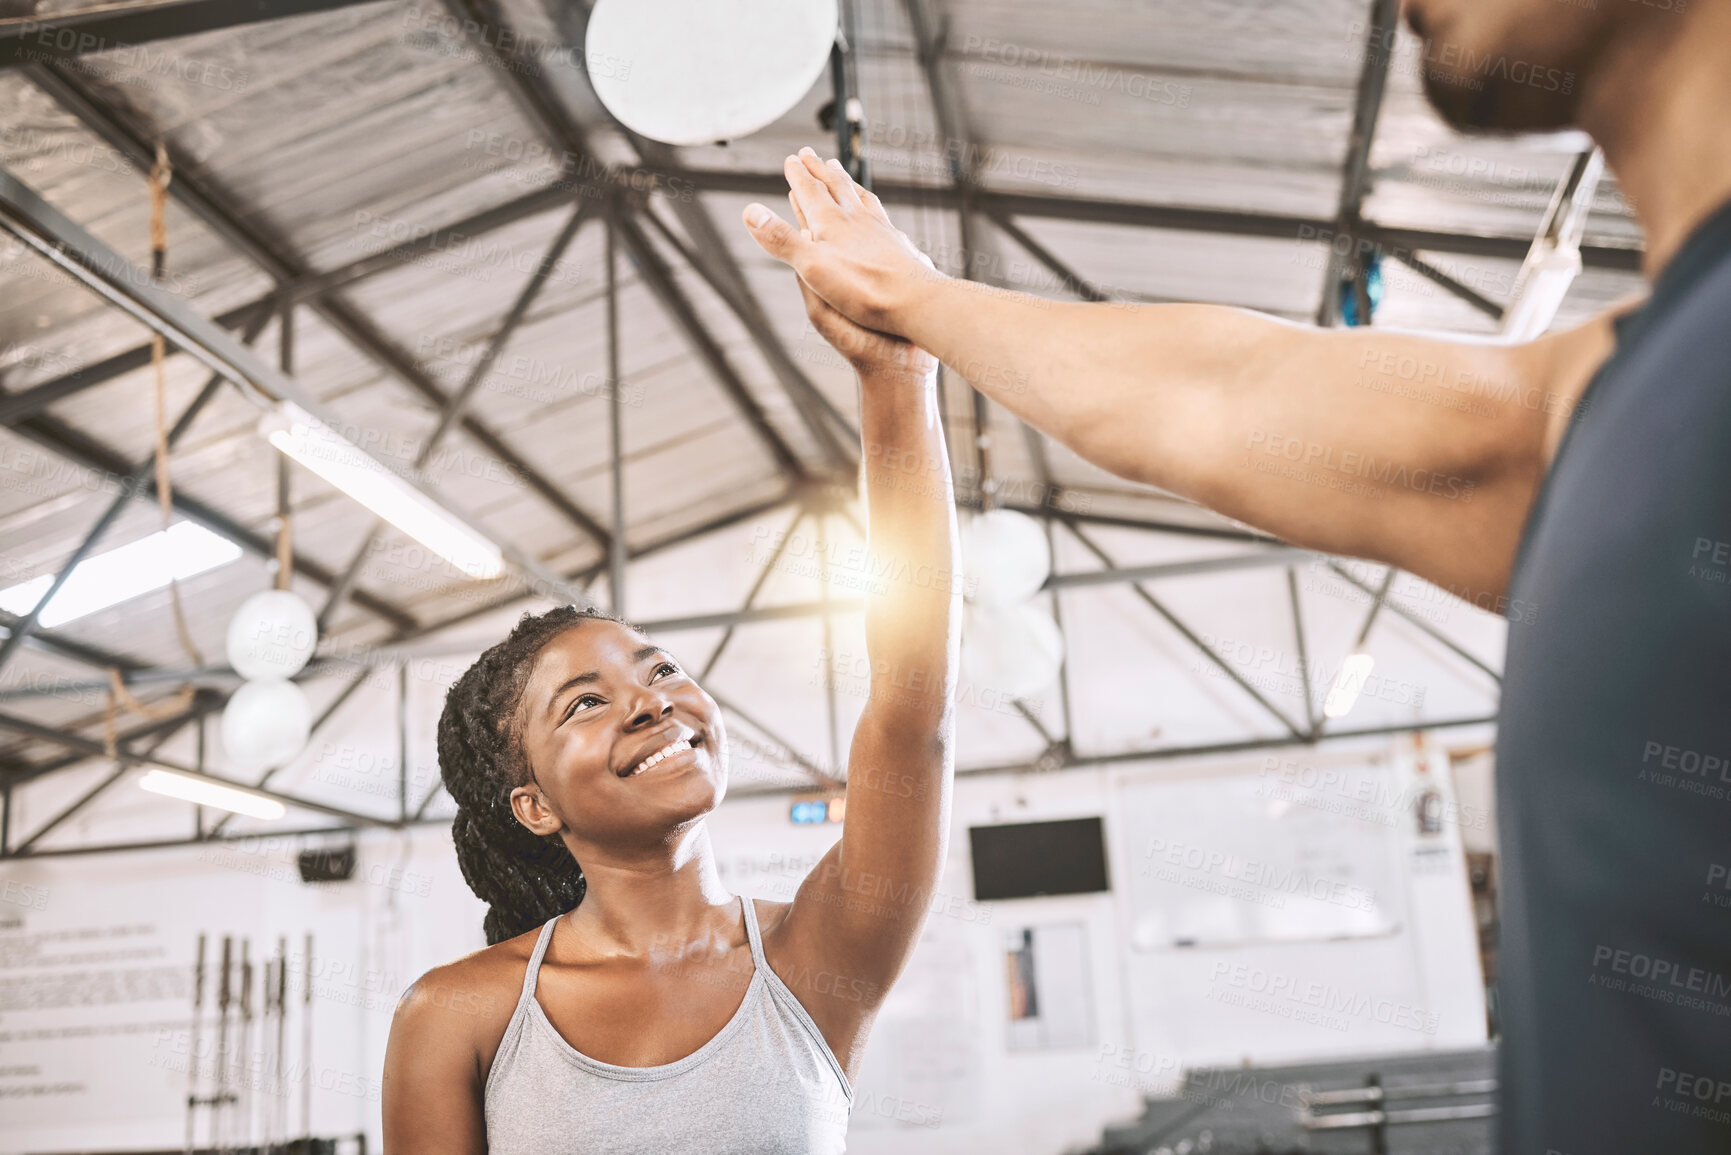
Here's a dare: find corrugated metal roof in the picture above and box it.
[0,0,1639,807]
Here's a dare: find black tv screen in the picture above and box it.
[968,816,1110,900]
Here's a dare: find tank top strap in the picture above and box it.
[515,914,561,1012]
[738,893,768,972]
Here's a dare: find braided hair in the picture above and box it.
[437,604,630,945]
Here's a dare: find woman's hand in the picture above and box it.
[800,275,937,387]
[744,147,947,338]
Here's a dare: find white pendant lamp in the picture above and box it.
[961,601,1065,702]
[585,0,839,145]
[960,508,1052,608]
[221,678,313,773]
[226,588,318,680]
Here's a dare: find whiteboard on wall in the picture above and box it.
[1119,766,1406,950]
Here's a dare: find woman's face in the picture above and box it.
[511,620,727,847]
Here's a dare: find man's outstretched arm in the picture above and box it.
[745,149,1615,604]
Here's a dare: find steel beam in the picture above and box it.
[8,709,1501,855]
[605,214,627,615]
[612,212,807,477]
[5,696,220,786]
[1316,0,1401,327]
[955,714,1500,778]
[0,0,379,68]
[1287,566,1317,734]
[984,208,1110,302]
[701,507,804,681]
[0,708,401,829]
[431,0,811,481]
[0,309,274,677]
[8,706,200,854]
[428,203,592,450]
[1324,560,1502,682]
[1062,520,1309,740]
[377,489,798,644]
[292,182,582,299]
[708,687,842,788]
[0,300,271,427]
[1045,546,1313,590]
[0,608,153,676]
[548,0,857,473]
[316,202,599,628]
[645,168,1643,273]
[638,204,859,469]
[366,496,1289,649]
[1310,565,1395,739]
[6,817,450,859]
[903,0,1005,500]
[0,163,588,607]
[1386,249,1506,321]
[0,182,590,431]
[30,65,614,556]
[6,407,418,632]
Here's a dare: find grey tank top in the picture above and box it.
[483,894,854,1153]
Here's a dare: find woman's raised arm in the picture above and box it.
[767,178,961,1035]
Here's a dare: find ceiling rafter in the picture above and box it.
[0,0,372,68]
[27,62,617,564]
[440,0,833,481]
[648,168,1643,272]
[1315,0,1401,327]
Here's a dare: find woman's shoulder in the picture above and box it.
[391,924,548,1047]
[383,927,554,1125]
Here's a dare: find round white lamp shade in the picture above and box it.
[221,678,312,772]
[961,601,1064,702]
[585,0,838,145]
[961,509,1052,607]
[226,589,318,680]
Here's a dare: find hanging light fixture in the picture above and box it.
[960,509,1052,608]
[220,678,313,773]
[0,522,241,628]
[139,769,287,820]
[259,402,503,580]
[586,0,839,145]
[1322,651,1376,719]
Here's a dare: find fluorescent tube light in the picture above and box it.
[260,403,504,580]
[139,768,287,820]
[1323,651,1376,719]
[0,521,242,628]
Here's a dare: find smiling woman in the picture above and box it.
[379,158,960,1155]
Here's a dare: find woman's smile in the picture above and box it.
[619,730,706,778]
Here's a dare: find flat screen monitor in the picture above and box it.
[968,816,1110,900]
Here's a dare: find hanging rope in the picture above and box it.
[146,141,206,668]
[105,143,204,757]
[104,669,196,758]
[274,503,293,591]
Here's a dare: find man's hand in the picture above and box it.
[743,147,944,336]
[776,176,937,386]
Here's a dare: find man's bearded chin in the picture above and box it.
[1419,61,1584,134]
[1406,7,1587,134]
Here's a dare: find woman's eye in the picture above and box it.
[564,693,602,720]
[652,661,680,680]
